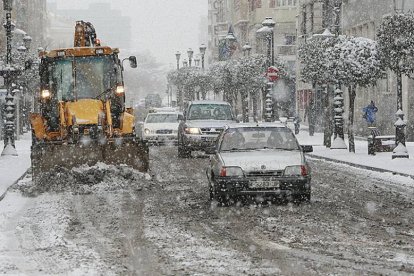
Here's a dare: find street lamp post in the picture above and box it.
[175,51,181,70]
[261,17,275,65]
[1,0,18,156]
[257,17,275,122]
[242,42,252,57]
[311,28,335,148]
[225,29,236,60]
[199,43,206,69]
[194,56,200,67]
[391,1,409,159]
[187,48,194,67]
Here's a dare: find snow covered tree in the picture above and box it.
[168,67,213,107]
[208,60,235,103]
[298,32,338,147]
[377,12,414,154]
[229,55,267,122]
[330,36,383,152]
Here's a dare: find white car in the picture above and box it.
[207,123,313,204]
[142,110,183,145]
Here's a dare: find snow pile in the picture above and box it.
[13,163,152,196]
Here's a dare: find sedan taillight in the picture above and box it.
[284,165,308,176]
[219,167,226,177]
[301,165,308,176]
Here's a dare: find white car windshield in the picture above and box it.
[145,114,178,123]
[188,104,233,120]
[220,127,300,151]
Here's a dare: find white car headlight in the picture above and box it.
[185,127,201,135]
[144,128,151,135]
[219,166,244,177]
[284,165,308,176]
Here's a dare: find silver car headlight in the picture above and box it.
[219,166,244,177]
[184,127,201,135]
[284,165,308,176]
[144,128,151,135]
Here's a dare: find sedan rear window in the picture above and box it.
[145,114,178,123]
[220,127,299,151]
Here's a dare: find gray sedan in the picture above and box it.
[207,123,313,205]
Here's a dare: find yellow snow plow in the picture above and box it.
[30,21,149,179]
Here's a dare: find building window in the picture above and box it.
[234,0,241,10]
[269,0,276,8]
[285,34,296,45]
[277,0,296,6]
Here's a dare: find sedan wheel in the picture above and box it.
[293,192,311,204]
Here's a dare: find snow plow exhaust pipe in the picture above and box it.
[31,138,149,181]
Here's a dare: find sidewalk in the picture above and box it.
[295,128,414,179]
[0,133,32,198]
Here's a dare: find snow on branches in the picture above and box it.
[377,12,414,76]
[168,54,292,104]
[299,34,382,87]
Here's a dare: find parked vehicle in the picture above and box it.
[142,109,183,145]
[207,123,313,205]
[177,100,237,157]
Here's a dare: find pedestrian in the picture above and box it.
[293,115,300,135]
[304,97,315,136]
[362,100,378,126]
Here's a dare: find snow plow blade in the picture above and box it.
[31,138,149,180]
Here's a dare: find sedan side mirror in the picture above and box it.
[301,145,313,153]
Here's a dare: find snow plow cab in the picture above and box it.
[30,21,149,179]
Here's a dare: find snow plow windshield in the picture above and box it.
[49,55,119,101]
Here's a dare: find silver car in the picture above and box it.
[207,123,313,204]
[178,100,237,157]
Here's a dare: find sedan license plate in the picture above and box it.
[249,180,279,189]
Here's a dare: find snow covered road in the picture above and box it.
[0,146,413,275]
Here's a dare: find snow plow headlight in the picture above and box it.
[184,127,201,135]
[116,85,125,95]
[41,89,51,99]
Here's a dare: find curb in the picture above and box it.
[0,168,30,202]
[307,154,414,180]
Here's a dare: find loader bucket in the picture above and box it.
[31,138,149,181]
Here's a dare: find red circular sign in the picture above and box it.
[266,66,279,82]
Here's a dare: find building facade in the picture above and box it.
[297,0,414,141]
[341,0,414,140]
[0,0,47,54]
[206,0,299,117]
[207,0,231,65]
